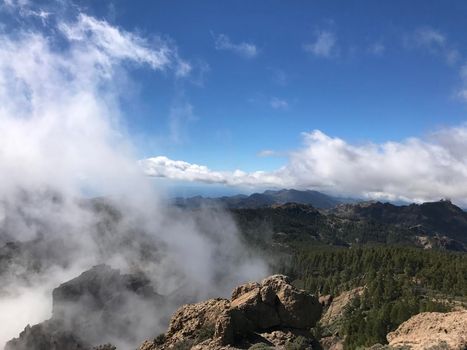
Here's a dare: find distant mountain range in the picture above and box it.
[174,188,355,209]
[173,189,467,252]
[230,199,467,252]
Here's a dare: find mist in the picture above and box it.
[0,7,268,349]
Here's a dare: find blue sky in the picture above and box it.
[2,0,467,201]
[106,2,465,152]
[61,1,467,169]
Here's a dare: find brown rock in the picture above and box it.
[387,310,467,350]
[320,287,364,327]
[320,335,344,350]
[140,274,322,350]
[319,295,333,308]
[165,298,230,343]
[230,282,279,330]
[262,275,322,329]
[231,282,260,300]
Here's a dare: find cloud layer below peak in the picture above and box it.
[142,126,467,205]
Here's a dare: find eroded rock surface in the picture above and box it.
[320,287,364,328]
[140,275,322,350]
[387,310,467,350]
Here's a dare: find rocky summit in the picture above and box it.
[140,275,322,350]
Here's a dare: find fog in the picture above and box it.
[0,7,267,349]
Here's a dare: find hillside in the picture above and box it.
[330,199,467,243]
[2,195,467,350]
[232,200,467,251]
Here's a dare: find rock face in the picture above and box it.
[320,287,364,328]
[5,321,88,350]
[6,265,163,350]
[141,275,322,349]
[318,288,364,350]
[387,310,467,350]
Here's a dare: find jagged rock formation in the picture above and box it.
[387,310,467,350]
[140,275,322,349]
[5,320,89,350]
[6,265,163,350]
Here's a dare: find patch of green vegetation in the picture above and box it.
[285,335,313,350]
[153,333,166,345]
[193,324,215,343]
[248,343,275,350]
[284,246,466,349]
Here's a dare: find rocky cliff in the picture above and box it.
[6,265,164,350]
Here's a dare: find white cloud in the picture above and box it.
[143,126,467,206]
[303,31,337,58]
[270,97,288,110]
[0,12,192,195]
[0,9,267,346]
[140,156,286,187]
[214,33,258,58]
[257,150,277,157]
[59,14,191,76]
[414,27,446,46]
[408,27,460,65]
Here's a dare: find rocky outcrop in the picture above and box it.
[320,287,364,328]
[317,287,364,350]
[7,265,163,350]
[319,336,344,350]
[5,320,88,350]
[140,275,322,349]
[387,310,467,350]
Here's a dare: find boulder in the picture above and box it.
[387,310,467,350]
[141,274,322,349]
[165,298,230,344]
[262,275,321,329]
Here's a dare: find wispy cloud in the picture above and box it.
[407,27,460,65]
[303,31,337,58]
[214,33,258,58]
[270,97,288,110]
[143,125,467,206]
[368,42,385,56]
[60,14,191,76]
[456,63,467,102]
[257,150,279,157]
[168,102,196,144]
[269,68,288,86]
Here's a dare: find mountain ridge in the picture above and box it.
[174,188,349,209]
